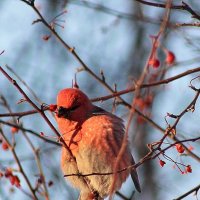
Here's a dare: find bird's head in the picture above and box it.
[56,88,93,123]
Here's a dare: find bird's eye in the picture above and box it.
[57,105,80,118]
[57,106,68,117]
[70,104,80,112]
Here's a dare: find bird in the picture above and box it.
[55,88,141,200]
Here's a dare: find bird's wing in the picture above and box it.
[93,107,141,192]
[76,112,141,196]
[130,157,141,192]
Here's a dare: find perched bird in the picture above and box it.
[56,88,141,200]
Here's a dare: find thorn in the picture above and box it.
[100,69,105,82]
[166,112,178,118]
[0,50,5,55]
[17,99,27,104]
[32,19,42,25]
[69,47,75,52]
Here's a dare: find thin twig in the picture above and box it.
[64,136,200,178]
[1,66,200,117]
[0,120,61,146]
[0,66,70,152]
[91,67,200,102]
[0,127,38,200]
[173,184,200,200]
[22,131,49,199]
[158,87,200,150]
[110,0,172,197]
[5,65,42,104]
[0,109,47,118]
[135,0,200,21]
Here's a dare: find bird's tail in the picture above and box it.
[131,169,141,193]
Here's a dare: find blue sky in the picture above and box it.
[0,0,200,200]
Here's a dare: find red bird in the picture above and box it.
[56,88,141,200]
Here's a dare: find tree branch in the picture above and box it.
[0,127,38,200]
[174,184,200,200]
[135,0,200,21]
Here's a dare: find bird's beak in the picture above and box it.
[57,106,70,118]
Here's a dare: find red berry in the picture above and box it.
[49,104,57,112]
[9,176,16,185]
[159,160,166,167]
[40,132,45,136]
[42,35,51,41]
[15,180,21,188]
[5,169,12,177]
[186,165,192,173]
[0,172,3,178]
[175,144,185,154]
[2,142,9,150]
[14,176,21,188]
[11,127,19,134]
[144,95,153,107]
[149,58,160,68]
[165,51,175,65]
[137,116,145,124]
[135,98,146,110]
[188,145,194,151]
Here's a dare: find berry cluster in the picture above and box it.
[0,168,21,188]
[148,49,175,68]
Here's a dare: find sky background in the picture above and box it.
[0,0,200,200]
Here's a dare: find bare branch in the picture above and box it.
[0,127,38,200]
[135,0,200,21]
[91,67,200,102]
[174,184,200,200]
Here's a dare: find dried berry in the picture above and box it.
[11,127,19,134]
[159,160,166,167]
[186,165,192,173]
